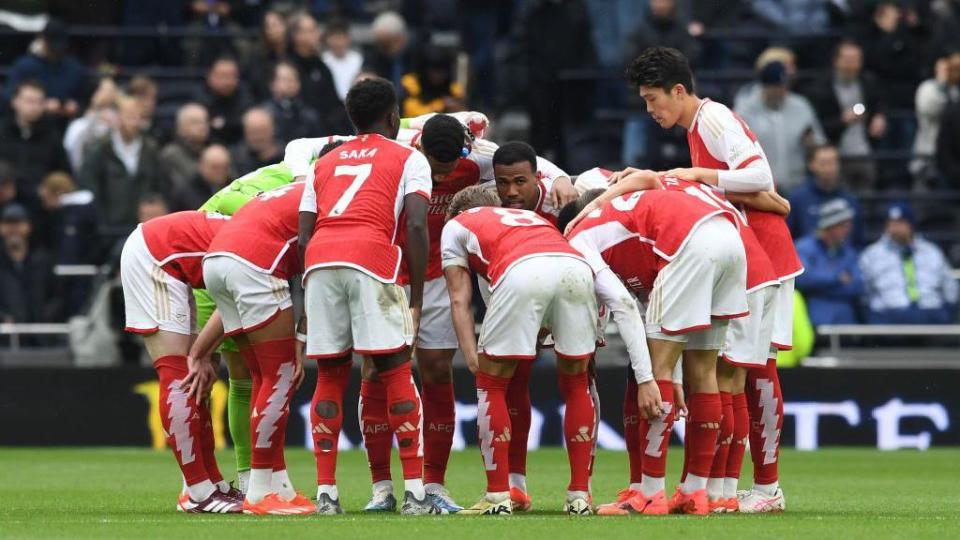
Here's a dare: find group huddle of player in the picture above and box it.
[120,47,798,517]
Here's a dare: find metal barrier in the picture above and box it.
[0,323,71,350]
[817,324,960,355]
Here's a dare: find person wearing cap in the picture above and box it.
[795,198,863,326]
[0,202,61,337]
[735,59,826,194]
[2,19,86,118]
[859,202,958,324]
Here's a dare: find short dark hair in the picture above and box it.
[807,143,838,163]
[14,79,44,97]
[272,60,299,82]
[325,18,350,36]
[209,56,239,71]
[317,140,345,158]
[345,76,397,132]
[626,47,695,94]
[557,189,605,233]
[492,141,537,172]
[833,38,862,59]
[421,114,468,162]
[0,161,14,185]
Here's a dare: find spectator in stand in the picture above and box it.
[183,0,243,67]
[36,172,98,316]
[261,61,321,143]
[244,8,289,102]
[2,20,86,121]
[795,199,863,325]
[80,96,165,232]
[172,144,231,211]
[735,60,826,194]
[788,144,865,246]
[159,103,210,194]
[0,161,41,227]
[936,100,960,188]
[322,19,363,102]
[0,203,62,330]
[229,108,281,174]
[194,57,254,146]
[127,75,167,145]
[733,46,797,111]
[801,40,886,189]
[0,80,71,193]
[63,77,118,172]
[400,45,466,117]
[752,0,831,34]
[137,193,169,223]
[288,11,350,134]
[364,11,412,88]
[912,51,960,186]
[860,202,958,324]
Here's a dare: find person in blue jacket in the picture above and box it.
[787,144,864,246]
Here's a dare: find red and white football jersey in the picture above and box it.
[300,134,432,283]
[566,189,733,289]
[206,182,305,279]
[141,211,229,288]
[440,207,584,290]
[660,178,779,292]
[687,98,803,279]
[530,156,566,223]
[396,129,495,284]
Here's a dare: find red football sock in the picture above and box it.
[623,375,643,484]
[250,338,297,471]
[506,360,532,477]
[726,392,749,480]
[709,392,734,480]
[378,361,424,480]
[422,381,456,485]
[197,403,223,484]
[359,379,392,483]
[239,346,262,411]
[639,380,676,480]
[476,371,512,493]
[685,393,722,479]
[558,370,595,492]
[155,356,209,486]
[746,359,783,485]
[311,361,351,485]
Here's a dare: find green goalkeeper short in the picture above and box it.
[193,288,240,353]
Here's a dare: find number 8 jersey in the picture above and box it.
[440,206,585,290]
[300,134,432,283]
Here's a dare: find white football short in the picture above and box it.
[404,276,457,350]
[769,276,796,354]
[721,283,778,367]
[120,226,194,335]
[479,256,598,360]
[304,267,413,358]
[202,255,293,336]
[645,216,748,348]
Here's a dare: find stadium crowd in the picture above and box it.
[0,0,958,334]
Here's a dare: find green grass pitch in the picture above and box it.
[1,448,958,539]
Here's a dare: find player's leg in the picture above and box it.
[506,359,533,510]
[725,367,749,509]
[347,269,441,515]
[358,357,395,512]
[304,268,353,515]
[708,359,737,511]
[417,347,461,512]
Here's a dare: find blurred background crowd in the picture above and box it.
[0,0,957,352]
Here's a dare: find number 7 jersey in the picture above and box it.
[300,134,432,283]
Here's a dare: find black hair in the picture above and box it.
[14,79,45,97]
[209,55,240,71]
[317,139,345,158]
[556,189,605,233]
[271,60,299,82]
[626,47,695,94]
[833,38,862,59]
[345,76,397,132]
[0,161,14,184]
[325,18,350,36]
[492,141,537,172]
[421,114,468,163]
[807,143,838,163]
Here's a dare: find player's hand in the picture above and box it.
[465,353,480,374]
[661,167,702,182]
[182,355,217,404]
[606,167,641,186]
[410,306,422,344]
[293,342,306,390]
[550,176,579,209]
[673,383,688,418]
[637,379,665,420]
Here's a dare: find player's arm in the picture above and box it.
[562,168,661,235]
[284,136,353,181]
[188,309,226,362]
[297,174,318,270]
[444,265,479,373]
[591,267,663,419]
[725,190,791,216]
[536,155,578,208]
[404,193,429,326]
[182,309,225,402]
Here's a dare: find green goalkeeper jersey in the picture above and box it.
[198,162,295,215]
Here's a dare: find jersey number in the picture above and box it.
[257,183,298,201]
[492,208,546,227]
[330,164,373,216]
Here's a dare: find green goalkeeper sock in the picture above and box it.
[228,378,253,473]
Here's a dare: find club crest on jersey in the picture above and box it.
[340,148,378,160]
